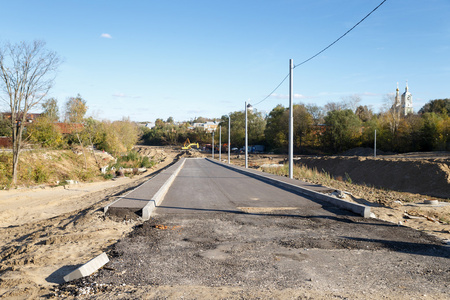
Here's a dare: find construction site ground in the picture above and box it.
[0,146,449,299]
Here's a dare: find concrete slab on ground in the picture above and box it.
[63,252,109,282]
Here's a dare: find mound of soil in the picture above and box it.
[296,155,450,199]
[339,147,393,156]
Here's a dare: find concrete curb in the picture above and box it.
[104,157,186,217]
[63,252,109,282]
[103,180,146,215]
[141,158,186,220]
[206,158,371,218]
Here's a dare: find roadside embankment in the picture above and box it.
[295,155,450,199]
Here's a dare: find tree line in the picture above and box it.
[142,97,450,155]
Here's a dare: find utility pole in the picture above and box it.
[212,131,214,159]
[289,59,294,179]
[219,126,222,161]
[245,101,248,168]
[245,101,252,168]
[228,115,231,164]
[374,129,377,157]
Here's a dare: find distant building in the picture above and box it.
[393,82,413,116]
[54,123,84,134]
[189,121,218,133]
[145,122,155,129]
[203,121,218,133]
[1,112,41,124]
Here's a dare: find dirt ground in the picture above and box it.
[0,147,449,299]
[0,146,179,299]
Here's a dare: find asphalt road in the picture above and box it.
[74,158,450,299]
[156,158,327,215]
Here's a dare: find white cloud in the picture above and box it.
[101,33,112,39]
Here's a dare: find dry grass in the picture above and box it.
[262,164,334,186]
[0,149,115,188]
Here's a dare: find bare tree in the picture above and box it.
[0,40,60,184]
[305,103,325,125]
[324,101,344,113]
[342,94,361,112]
[41,97,60,122]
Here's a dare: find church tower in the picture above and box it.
[394,82,401,108]
[400,81,413,116]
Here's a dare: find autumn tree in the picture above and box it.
[355,105,373,123]
[26,116,63,148]
[64,94,88,167]
[95,119,140,156]
[419,99,450,116]
[420,113,444,151]
[64,94,87,123]
[264,104,313,153]
[322,109,362,153]
[0,40,60,184]
[264,104,286,151]
[291,104,313,152]
[41,97,59,122]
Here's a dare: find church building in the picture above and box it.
[393,82,413,116]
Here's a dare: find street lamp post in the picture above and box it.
[289,59,294,179]
[245,101,253,168]
[219,126,222,161]
[228,115,231,164]
[374,129,377,157]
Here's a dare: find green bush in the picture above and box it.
[114,150,154,169]
[0,153,12,188]
[140,156,154,168]
[103,173,114,180]
[33,164,50,183]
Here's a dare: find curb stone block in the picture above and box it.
[63,252,109,282]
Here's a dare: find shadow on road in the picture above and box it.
[341,236,450,258]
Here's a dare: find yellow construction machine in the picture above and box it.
[182,138,199,150]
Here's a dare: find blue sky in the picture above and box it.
[1,0,449,122]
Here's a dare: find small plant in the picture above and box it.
[345,172,352,184]
[33,164,50,183]
[103,173,114,180]
[113,150,154,169]
[140,156,154,168]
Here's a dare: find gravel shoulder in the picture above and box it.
[60,209,449,299]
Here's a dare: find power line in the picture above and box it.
[294,0,387,68]
[252,73,289,106]
[253,0,388,107]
